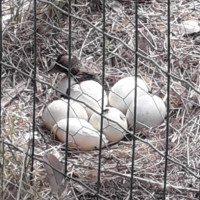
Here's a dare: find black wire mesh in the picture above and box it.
[0,0,200,199]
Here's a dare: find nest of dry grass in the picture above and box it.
[1,0,200,199]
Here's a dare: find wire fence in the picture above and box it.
[0,0,200,199]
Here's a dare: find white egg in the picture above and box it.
[70,80,108,117]
[42,99,88,130]
[57,76,76,96]
[89,107,128,142]
[126,94,166,130]
[52,118,108,150]
[108,76,148,114]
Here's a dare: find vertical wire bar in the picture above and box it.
[0,0,2,139]
[64,0,71,176]
[31,0,37,181]
[163,1,170,199]
[129,0,138,199]
[0,0,3,196]
[199,170,200,200]
[96,0,106,198]
[1,145,4,198]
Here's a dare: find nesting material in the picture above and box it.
[89,107,128,142]
[108,76,148,114]
[126,94,166,130]
[52,118,108,150]
[70,80,108,117]
[42,99,88,130]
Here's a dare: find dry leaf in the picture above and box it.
[74,183,85,193]
[110,1,123,14]
[85,169,98,183]
[172,20,200,36]
[181,20,200,35]
[43,154,65,196]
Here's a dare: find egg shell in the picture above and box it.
[108,76,148,114]
[52,118,108,150]
[126,94,166,130]
[89,107,128,142]
[42,99,88,130]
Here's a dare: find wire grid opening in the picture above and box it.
[0,0,200,199]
